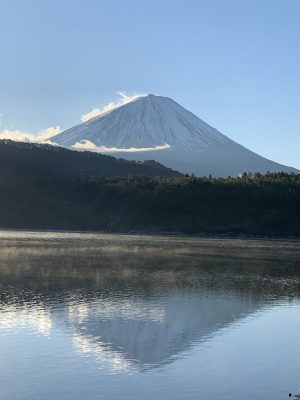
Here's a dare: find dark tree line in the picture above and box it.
[0,140,299,236]
[0,171,299,236]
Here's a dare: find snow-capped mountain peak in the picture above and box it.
[52,94,230,151]
[51,94,298,176]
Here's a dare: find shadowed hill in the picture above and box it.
[0,140,182,181]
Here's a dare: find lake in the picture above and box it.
[0,231,299,400]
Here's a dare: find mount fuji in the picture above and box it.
[51,94,298,176]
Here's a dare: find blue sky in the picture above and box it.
[0,0,299,168]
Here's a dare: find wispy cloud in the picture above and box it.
[81,91,147,122]
[0,126,61,144]
[72,140,170,153]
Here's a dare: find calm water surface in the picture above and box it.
[0,231,299,400]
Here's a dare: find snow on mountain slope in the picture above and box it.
[51,94,299,176]
[52,94,231,150]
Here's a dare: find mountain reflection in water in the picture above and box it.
[0,234,299,373]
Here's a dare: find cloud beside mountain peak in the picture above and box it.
[80,91,146,122]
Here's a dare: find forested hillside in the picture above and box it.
[0,140,182,180]
[0,167,299,236]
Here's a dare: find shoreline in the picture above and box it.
[0,226,299,242]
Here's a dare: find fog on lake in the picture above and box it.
[0,232,299,400]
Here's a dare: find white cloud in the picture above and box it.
[72,140,97,149]
[0,126,61,144]
[81,91,147,122]
[38,126,61,140]
[72,140,170,153]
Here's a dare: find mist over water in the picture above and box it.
[0,232,299,400]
